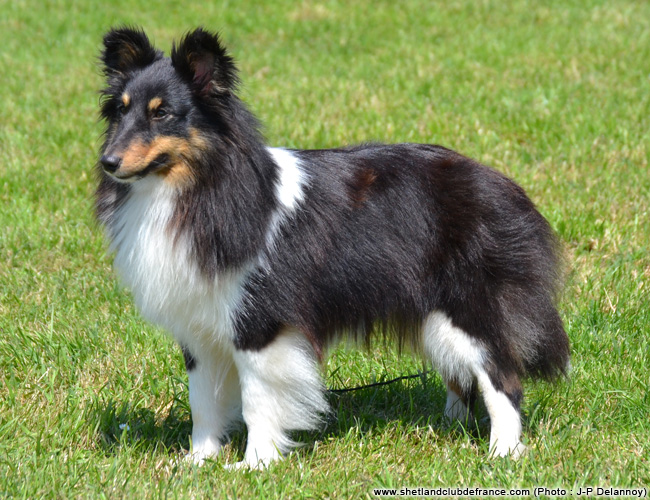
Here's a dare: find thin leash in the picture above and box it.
[328,370,433,394]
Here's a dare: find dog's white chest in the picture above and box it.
[107,179,246,345]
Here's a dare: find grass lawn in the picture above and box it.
[1,0,648,497]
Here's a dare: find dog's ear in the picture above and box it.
[171,28,239,97]
[102,27,161,77]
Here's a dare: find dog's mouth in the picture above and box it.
[109,153,173,182]
[102,133,203,186]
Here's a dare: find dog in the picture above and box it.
[96,26,570,468]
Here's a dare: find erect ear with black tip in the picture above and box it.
[171,28,239,97]
[102,26,162,77]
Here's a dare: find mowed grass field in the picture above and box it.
[1,0,649,497]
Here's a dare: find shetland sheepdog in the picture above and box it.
[96,26,570,468]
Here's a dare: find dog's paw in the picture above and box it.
[224,460,250,471]
[185,451,214,466]
[490,441,527,460]
[224,453,282,471]
[224,459,265,471]
[185,446,222,466]
[184,435,224,465]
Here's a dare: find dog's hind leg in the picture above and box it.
[475,367,526,458]
[184,344,241,465]
[231,328,328,469]
[421,311,483,421]
[444,379,477,423]
[422,310,524,457]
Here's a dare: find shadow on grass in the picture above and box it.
[305,373,489,455]
[90,393,192,457]
[89,373,554,460]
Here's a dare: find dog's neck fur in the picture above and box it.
[97,115,279,271]
[98,146,308,344]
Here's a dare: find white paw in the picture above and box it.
[185,450,218,466]
[224,446,283,471]
[224,460,261,471]
[224,456,277,471]
[185,439,223,466]
[490,441,527,459]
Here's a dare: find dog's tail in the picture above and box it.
[494,201,570,381]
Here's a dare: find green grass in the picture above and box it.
[1,0,649,497]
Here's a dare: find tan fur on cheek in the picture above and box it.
[119,139,150,176]
[156,136,195,186]
[145,136,196,186]
[188,128,209,151]
[117,130,209,185]
[118,137,189,177]
[147,136,192,163]
[158,130,210,187]
[160,162,195,186]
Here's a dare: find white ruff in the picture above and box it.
[107,176,249,348]
[108,148,306,342]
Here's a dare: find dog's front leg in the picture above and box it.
[230,329,328,469]
[183,344,241,465]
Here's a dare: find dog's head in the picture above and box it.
[99,27,239,185]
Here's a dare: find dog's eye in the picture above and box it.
[153,108,168,119]
[117,104,128,115]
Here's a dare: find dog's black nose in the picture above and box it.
[100,155,122,173]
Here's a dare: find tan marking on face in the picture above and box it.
[148,136,192,164]
[160,161,195,186]
[147,97,163,112]
[121,93,131,108]
[189,128,209,150]
[115,129,210,185]
[115,136,191,184]
[158,130,211,187]
[118,139,151,176]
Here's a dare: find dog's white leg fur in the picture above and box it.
[444,385,471,422]
[422,310,524,458]
[475,369,526,459]
[187,347,241,465]
[231,328,328,469]
[421,311,484,398]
